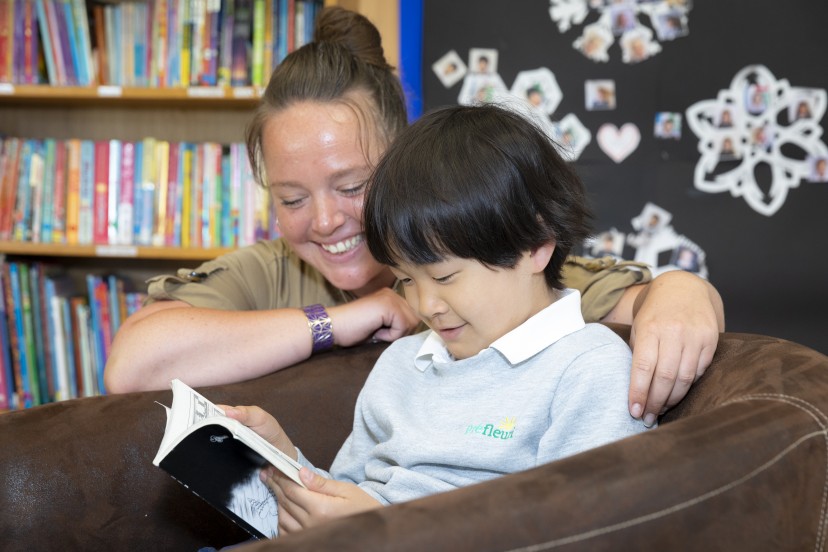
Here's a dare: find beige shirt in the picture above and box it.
[146,239,651,323]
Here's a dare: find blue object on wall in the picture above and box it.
[399,0,423,122]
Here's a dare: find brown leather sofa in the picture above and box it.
[2,326,827,551]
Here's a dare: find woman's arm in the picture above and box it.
[103,287,420,393]
[601,270,725,425]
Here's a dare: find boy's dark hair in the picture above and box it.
[364,104,593,290]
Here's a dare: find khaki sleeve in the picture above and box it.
[562,255,652,322]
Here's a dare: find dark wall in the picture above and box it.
[421,0,828,354]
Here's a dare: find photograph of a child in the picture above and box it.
[654,112,681,139]
[585,79,617,111]
[469,47,498,74]
[432,50,467,89]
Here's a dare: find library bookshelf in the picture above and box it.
[0,0,397,410]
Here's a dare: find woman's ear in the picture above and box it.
[529,241,556,273]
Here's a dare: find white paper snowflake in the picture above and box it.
[685,65,828,216]
[550,0,689,64]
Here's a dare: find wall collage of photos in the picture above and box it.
[419,0,828,353]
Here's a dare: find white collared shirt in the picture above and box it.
[414,288,586,371]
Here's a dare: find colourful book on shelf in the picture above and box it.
[229,143,243,247]
[190,143,203,247]
[107,274,123,338]
[77,139,96,245]
[0,0,12,84]
[102,4,116,84]
[4,262,30,408]
[12,139,37,242]
[202,0,220,85]
[216,0,234,86]
[153,140,170,246]
[220,145,232,247]
[107,139,121,244]
[165,0,179,87]
[22,0,39,83]
[29,141,46,244]
[180,142,193,248]
[250,0,264,87]
[34,0,58,84]
[64,139,81,244]
[51,139,67,244]
[230,0,251,86]
[71,0,94,85]
[261,0,273,79]
[118,141,135,245]
[189,0,205,85]
[131,139,144,243]
[92,140,109,245]
[0,261,15,410]
[200,142,216,247]
[52,0,76,85]
[17,263,41,406]
[27,262,52,403]
[57,0,82,85]
[178,0,192,87]
[71,297,95,397]
[0,137,21,240]
[38,138,57,244]
[133,1,149,87]
[84,274,107,394]
[151,0,168,87]
[164,141,180,246]
[92,3,107,85]
[43,272,71,401]
[137,137,156,246]
[120,1,133,86]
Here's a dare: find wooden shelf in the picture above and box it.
[0,84,262,109]
[0,241,235,261]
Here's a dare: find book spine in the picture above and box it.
[18,263,41,405]
[107,139,121,244]
[34,0,58,84]
[6,263,31,408]
[230,0,251,86]
[12,139,36,242]
[22,0,37,83]
[118,141,135,245]
[53,0,76,85]
[190,0,204,85]
[0,137,21,240]
[27,263,51,404]
[45,281,68,402]
[153,0,168,86]
[132,140,144,243]
[59,0,82,85]
[73,300,94,397]
[216,0,233,87]
[153,140,169,246]
[179,0,192,87]
[71,0,95,85]
[92,3,107,85]
[61,295,78,399]
[180,142,192,248]
[28,142,45,244]
[77,139,95,245]
[92,140,109,245]
[0,0,12,84]
[64,139,81,244]
[0,263,14,410]
[203,0,220,85]
[165,142,179,246]
[250,0,264,86]
[38,138,57,244]
[190,142,203,247]
[50,139,67,243]
[165,0,179,87]
[138,137,156,246]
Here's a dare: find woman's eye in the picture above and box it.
[280,197,305,208]
[341,181,367,196]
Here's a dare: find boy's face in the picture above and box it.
[390,253,554,360]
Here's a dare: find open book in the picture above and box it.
[153,379,305,539]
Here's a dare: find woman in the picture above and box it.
[104,7,724,428]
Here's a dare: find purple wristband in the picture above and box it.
[302,304,334,353]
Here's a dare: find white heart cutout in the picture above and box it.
[597,123,641,163]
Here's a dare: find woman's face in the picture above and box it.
[261,99,394,297]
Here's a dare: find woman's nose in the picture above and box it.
[312,195,346,234]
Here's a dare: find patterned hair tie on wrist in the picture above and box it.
[302,304,334,354]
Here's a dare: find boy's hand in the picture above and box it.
[262,467,382,535]
[219,405,297,461]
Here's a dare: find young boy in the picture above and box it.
[225,104,649,535]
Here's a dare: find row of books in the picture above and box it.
[0,0,323,87]
[0,260,146,410]
[0,136,280,248]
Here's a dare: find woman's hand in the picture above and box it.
[603,270,725,425]
[328,287,422,347]
[262,467,383,535]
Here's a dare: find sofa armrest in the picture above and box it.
[0,342,385,551]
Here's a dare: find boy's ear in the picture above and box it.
[529,241,556,273]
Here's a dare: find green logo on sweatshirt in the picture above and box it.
[464,417,516,440]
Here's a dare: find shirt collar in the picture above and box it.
[413,288,586,371]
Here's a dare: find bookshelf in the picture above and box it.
[0,0,398,410]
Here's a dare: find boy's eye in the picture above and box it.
[399,277,413,286]
[433,273,456,284]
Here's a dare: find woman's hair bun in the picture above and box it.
[313,6,391,70]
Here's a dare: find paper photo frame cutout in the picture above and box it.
[686,64,828,216]
[432,50,468,89]
[510,68,563,116]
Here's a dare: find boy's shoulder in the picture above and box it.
[550,322,631,360]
